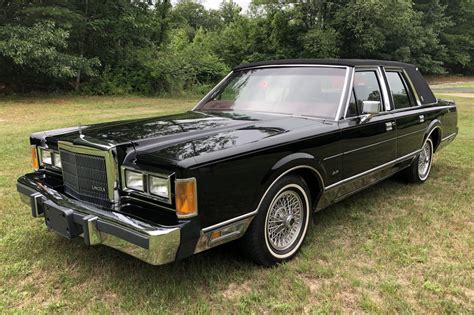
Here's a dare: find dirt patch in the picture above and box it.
[301,276,323,294]
[222,280,251,300]
[438,93,474,98]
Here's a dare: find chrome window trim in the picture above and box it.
[58,141,119,204]
[193,65,351,121]
[384,68,420,109]
[120,166,173,205]
[343,66,391,119]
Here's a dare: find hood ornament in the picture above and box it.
[78,122,84,139]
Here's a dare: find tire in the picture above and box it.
[403,137,434,183]
[241,174,311,266]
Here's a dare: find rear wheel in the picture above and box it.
[241,175,311,266]
[403,137,434,183]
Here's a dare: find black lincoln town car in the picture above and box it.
[17,59,458,266]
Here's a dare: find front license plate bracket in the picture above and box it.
[43,202,80,239]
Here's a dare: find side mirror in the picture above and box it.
[359,101,381,123]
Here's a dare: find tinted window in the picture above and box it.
[386,71,411,109]
[198,67,347,119]
[353,71,383,114]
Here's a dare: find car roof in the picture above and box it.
[233,58,437,105]
[233,59,416,71]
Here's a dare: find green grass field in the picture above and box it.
[0,93,472,313]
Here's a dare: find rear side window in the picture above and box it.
[386,71,412,109]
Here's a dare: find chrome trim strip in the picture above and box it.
[235,64,349,70]
[335,67,353,121]
[323,153,343,161]
[202,210,258,233]
[397,128,425,138]
[325,149,421,190]
[343,137,396,155]
[442,133,457,141]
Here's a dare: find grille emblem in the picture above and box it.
[91,185,106,192]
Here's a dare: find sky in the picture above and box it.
[201,0,251,11]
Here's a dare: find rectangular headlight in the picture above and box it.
[52,152,62,168]
[40,149,52,165]
[125,170,145,191]
[149,176,169,199]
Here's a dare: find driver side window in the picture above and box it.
[347,71,383,118]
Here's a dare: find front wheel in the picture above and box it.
[241,175,311,266]
[403,137,434,183]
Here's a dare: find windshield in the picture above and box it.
[197,67,348,119]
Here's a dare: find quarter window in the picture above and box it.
[386,71,411,109]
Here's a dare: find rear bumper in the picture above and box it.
[17,173,181,265]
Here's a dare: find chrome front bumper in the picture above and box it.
[17,174,181,265]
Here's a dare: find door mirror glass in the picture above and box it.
[362,101,381,115]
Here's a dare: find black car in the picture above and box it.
[17,59,458,266]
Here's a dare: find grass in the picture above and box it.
[0,93,472,313]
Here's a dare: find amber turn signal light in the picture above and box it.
[175,178,197,218]
[31,146,39,170]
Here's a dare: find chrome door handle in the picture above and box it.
[385,121,395,131]
[419,115,425,123]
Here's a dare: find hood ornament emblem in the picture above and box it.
[78,122,84,138]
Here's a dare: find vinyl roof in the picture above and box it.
[233,59,416,70]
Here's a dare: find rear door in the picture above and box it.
[383,68,427,157]
[336,67,397,197]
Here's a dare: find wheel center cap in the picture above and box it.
[284,215,295,228]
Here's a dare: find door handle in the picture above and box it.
[419,115,425,123]
[385,121,395,131]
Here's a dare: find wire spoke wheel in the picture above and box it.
[418,139,433,180]
[266,190,304,251]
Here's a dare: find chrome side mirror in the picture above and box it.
[359,101,381,123]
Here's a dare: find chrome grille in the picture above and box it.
[60,149,111,207]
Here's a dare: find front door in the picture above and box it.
[336,68,397,197]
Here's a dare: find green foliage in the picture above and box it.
[0,0,473,94]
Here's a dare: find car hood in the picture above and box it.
[51,110,336,168]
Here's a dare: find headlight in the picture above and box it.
[149,176,169,199]
[41,149,52,165]
[38,148,61,169]
[125,170,145,191]
[52,152,62,168]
